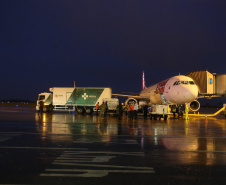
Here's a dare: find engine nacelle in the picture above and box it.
[189,100,200,112]
[125,98,138,105]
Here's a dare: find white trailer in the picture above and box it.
[149,105,170,120]
[36,87,118,114]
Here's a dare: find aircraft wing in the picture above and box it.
[112,94,150,102]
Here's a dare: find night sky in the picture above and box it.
[0,0,226,102]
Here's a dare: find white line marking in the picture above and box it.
[62,151,144,156]
[0,147,88,150]
[52,162,154,170]
[40,168,154,177]
[0,137,10,142]
[56,156,115,163]
[45,169,154,173]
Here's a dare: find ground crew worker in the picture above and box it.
[134,102,138,120]
[143,104,148,118]
[127,103,131,118]
[177,105,182,118]
[100,102,106,117]
[117,101,123,120]
[96,102,99,115]
[172,105,177,118]
[39,100,44,114]
[129,103,134,119]
[185,103,189,120]
[123,105,128,116]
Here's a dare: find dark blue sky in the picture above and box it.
[0,0,226,102]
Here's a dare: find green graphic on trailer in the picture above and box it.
[45,94,51,104]
[66,88,104,105]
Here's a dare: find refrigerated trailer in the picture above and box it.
[36,87,117,114]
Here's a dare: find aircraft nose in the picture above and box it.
[186,85,199,101]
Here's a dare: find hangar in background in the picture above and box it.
[186,70,226,98]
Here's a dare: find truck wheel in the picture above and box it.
[43,107,48,112]
[77,107,84,114]
[86,108,93,114]
[158,116,161,120]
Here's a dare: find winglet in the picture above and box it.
[142,71,146,90]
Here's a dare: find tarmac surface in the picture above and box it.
[0,106,226,185]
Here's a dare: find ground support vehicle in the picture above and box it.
[149,105,170,120]
[36,87,118,114]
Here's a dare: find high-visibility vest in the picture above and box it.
[130,105,134,111]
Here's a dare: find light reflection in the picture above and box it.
[33,112,226,165]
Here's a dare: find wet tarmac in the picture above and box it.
[0,106,226,185]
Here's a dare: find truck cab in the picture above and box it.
[36,92,53,112]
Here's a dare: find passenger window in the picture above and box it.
[173,81,177,86]
[189,81,195,85]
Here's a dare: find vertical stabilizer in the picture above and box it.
[142,71,146,90]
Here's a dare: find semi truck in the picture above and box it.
[36,87,118,114]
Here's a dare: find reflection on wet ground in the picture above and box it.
[1,106,226,184]
[32,108,226,166]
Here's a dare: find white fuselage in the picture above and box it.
[140,75,199,105]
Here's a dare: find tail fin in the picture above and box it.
[142,71,146,90]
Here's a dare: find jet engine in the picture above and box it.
[189,100,200,112]
[125,98,138,105]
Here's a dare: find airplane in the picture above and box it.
[112,71,200,111]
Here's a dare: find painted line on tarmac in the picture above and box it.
[45,168,154,172]
[187,150,226,153]
[73,139,139,145]
[41,168,154,177]
[0,137,10,143]
[56,156,116,163]
[0,146,88,150]
[0,134,21,143]
[41,150,152,177]
[52,162,154,170]
[62,151,144,156]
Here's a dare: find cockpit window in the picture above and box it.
[173,81,180,86]
[174,81,195,86]
[181,81,188,84]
